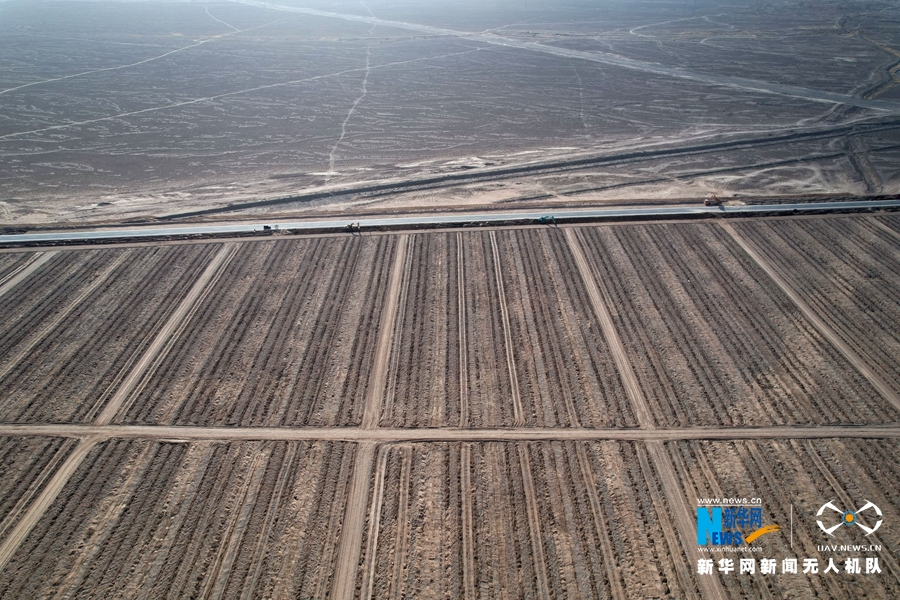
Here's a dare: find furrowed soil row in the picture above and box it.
[722,222,900,415]
[459,233,516,427]
[0,252,55,299]
[877,214,900,237]
[591,224,777,427]
[380,233,460,428]
[498,228,633,428]
[489,231,525,427]
[0,245,219,424]
[0,435,102,575]
[0,440,358,599]
[281,235,396,427]
[0,251,130,389]
[120,241,301,426]
[679,439,900,597]
[574,442,625,599]
[733,218,900,400]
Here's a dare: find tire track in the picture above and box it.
[721,222,900,413]
[362,235,407,430]
[489,231,525,427]
[95,243,238,425]
[0,252,55,300]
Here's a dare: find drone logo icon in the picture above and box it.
[816,500,883,536]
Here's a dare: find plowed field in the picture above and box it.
[0,214,897,598]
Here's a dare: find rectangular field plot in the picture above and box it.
[0,252,39,285]
[733,217,900,397]
[0,439,357,600]
[119,236,396,427]
[355,441,701,599]
[0,245,218,423]
[575,222,896,427]
[664,438,900,598]
[379,229,632,428]
[0,437,78,542]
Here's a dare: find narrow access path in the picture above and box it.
[1,424,895,443]
[457,233,470,428]
[721,222,900,414]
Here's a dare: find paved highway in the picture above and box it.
[1,199,898,245]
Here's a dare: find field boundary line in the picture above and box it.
[489,231,525,426]
[93,243,238,425]
[332,441,377,600]
[457,233,469,428]
[1,424,899,441]
[721,222,900,413]
[0,251,128,383]
[0,252,56,298]
[564,228,654,428]
[0,435,102,573]
[362,235,407,429]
